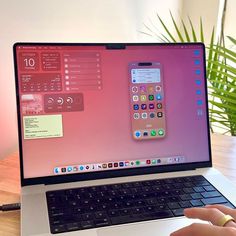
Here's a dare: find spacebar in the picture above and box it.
[111,210,173,225]
[202,197,228,205]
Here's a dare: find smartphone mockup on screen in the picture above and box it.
[129,62,166,140]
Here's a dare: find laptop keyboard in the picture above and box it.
[46,175,234,234]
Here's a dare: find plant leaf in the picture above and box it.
[181,19,191,42]
[188,16,197,42]
[227,36,236,45]
[156,13,177,42]
[200,17,204,43]
[169,11,184,42]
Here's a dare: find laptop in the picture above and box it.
[13,42,236,236]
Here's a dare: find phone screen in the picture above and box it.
[129,62,166,140]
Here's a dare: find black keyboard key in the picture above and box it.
[162,184,173,190]
[108,209,120,217]
[164,179,175,184]
[183,188,195,194]
[120,189,132,195]
[201,191,221,198]
[184,182,194,188]
[46,175,234,234]
[110,202,121,209]
[190,193,202,199]
[173,189,184,195]
[120,208,132,216]
[168,196,180,202]
[66,222,80,231]
[158,197,167,204]
[172,208,184,216]
[50,217,64,225]
[179,201,192,208]
[193,176,205,181]
[144,206,156,213]
[190,200,204,207]
[95,211,107,219]
[81,213,93,220]
[123,182,134,188]
[51,224,66,233]
[74,207,84,214]
[146,198,158,205]
[124,201,133,207]
[94,218,110,227]
[153,210,174,218]
[201,197,228,205]
[193,186,205,193]
[173,183,184,189]
[135,200,146,206]
[143,181,154,186]
[204,185,216,192]
[81,220,94,229]
[194,180,209,186]
[156,204,168,211]
[180,194,192,201]
[132,207,144,214]
[111,215,137,225]
[168,202,180,209]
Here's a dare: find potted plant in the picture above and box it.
[141,12,236,136]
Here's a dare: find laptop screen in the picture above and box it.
[14,43,211,181]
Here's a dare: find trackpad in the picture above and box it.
[97,218,208,236]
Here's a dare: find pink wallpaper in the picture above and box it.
[15,44,210,178]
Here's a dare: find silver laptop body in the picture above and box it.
[13,43,236,236]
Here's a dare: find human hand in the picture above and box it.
[170,205,236,236]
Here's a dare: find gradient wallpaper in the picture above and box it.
[15,44,210,178]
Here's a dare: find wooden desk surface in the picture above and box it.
[0,134,236,236]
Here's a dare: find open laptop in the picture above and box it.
[13,43,236,236]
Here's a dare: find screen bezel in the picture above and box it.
[13,42,212,186]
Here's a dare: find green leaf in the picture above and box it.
[181,19,191,42]
[141,23,166,42]
[200,17,204,43]
[169,11,184,42]
[157,13,177,42]
[210,92,236,104]
[227,36,236,45]
[188,16,197,42]
[207,59,236,76]
[206,28,215,75]
[209,100,236,112]
[211,46,236,62]
[209,68,236,82]
[139,12,236,135]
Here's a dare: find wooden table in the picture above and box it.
[0,134,236,236]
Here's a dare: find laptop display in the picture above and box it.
[14,43,211,182]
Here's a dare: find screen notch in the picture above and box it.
[106,44,126,50]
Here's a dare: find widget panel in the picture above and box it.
[21,94,43,115]
[20,73,62,93]
[23,114,63,140]
[41,52,61,71]
[62,52,102,91]
[19,52,40,71]
[44,93,84,113]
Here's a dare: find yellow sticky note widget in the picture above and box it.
[23,114,63,139]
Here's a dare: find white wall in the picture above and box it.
[181,0,220,43]
[0,0,183,159]
[133,0,184,42]
[224,0,236,47]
